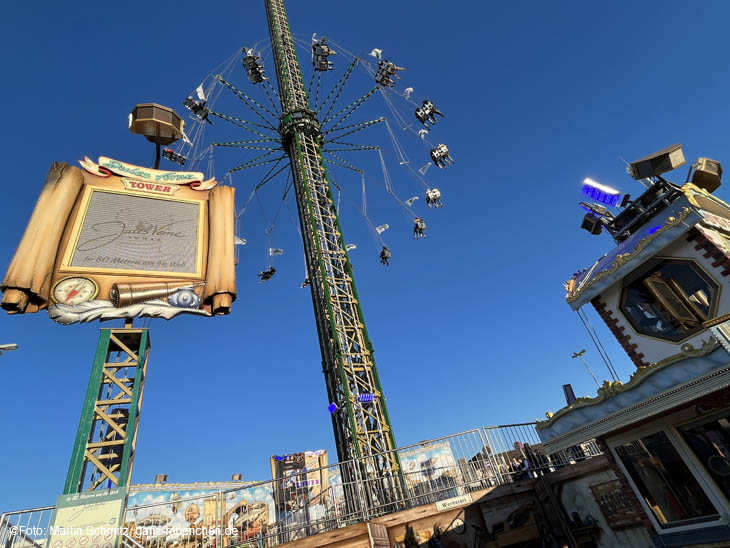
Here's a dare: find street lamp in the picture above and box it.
[0,343,18,356]
[571,349,600,389]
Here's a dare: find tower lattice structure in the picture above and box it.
[264,0,400,480]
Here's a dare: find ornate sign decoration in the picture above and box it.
[1,159,236,324]
[121,178,181,195]
[79,156,217,190]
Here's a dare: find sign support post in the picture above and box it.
[46,326,149,548]
[64,326,150,494]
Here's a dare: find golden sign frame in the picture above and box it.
[59,184,206,279]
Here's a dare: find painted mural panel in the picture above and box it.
[125,485,279,548]
[269,450,329,512]
[268,451,331,542]
[399,442,460,500]
[126,488,224,548]
[224,485,276,545]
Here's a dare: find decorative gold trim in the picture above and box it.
[704,314,730,329]
[59,184,206,278]
[566,207,693,304]
[680,182,730,211]
[682,183,704,208]
[651,337,719,367]
[537,336,720,430]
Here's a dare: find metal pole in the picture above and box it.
[572,349,601,389]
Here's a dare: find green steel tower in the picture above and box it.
[263,0,400,478]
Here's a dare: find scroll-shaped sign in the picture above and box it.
[1,158,236,324]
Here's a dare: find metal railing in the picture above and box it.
[121,534,145,548]
[482,423,602,482]
[0,507,54,548]
[2,424,602,548]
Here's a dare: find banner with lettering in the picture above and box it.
[79,156,217,190]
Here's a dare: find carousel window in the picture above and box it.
[620,259,719,342]
[615,431,719,528]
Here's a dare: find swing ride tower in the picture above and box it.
[264,0,401,481]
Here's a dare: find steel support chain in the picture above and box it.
[322,87,379,131]
[322,117,385,140]
[216,75,280,128]
[323,151,365,173]
[319,58,359,122]
[227,151,287,174]
[324,145,380,153]
[210,111,279,140]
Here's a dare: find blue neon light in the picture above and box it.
[581,183,620,207]
[648,225,662,235]
[328,403,338,413]
[358,393,375,402]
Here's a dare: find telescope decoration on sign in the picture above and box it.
[1,156,236,324]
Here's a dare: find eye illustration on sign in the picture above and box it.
[0,158,236,324]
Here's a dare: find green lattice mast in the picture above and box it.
[264,0,400,477]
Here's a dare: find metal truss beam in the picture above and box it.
[64,327,149,494]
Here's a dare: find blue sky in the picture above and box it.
[2,0,730,511]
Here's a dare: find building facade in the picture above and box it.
[539,173,730,547]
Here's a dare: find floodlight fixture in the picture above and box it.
[580,213,603,236]
[327,402,338,413]
[582,178,620,207]
[232,474,242,481]
[154,474,168,484]
[129,103,185,169]
[571,349,600,388]
[691,157,723,193]
[628,143,685,180]
[0,343,18,355]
